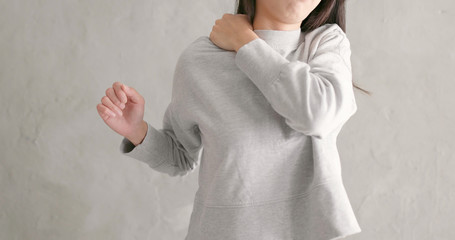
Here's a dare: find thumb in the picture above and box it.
[121,84,142,104]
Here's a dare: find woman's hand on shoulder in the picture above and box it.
[209,13,258,52]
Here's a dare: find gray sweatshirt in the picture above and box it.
[119,23,361,240]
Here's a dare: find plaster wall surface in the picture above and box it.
[0,0,454,239]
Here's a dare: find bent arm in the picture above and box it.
[120,104,202,177]
[234,29,357,139]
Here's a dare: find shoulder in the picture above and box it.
[305,23,350,50]
[183,36,213,52]
[181,35,228,57]
[176,35,235,68]
[310,23,346,37]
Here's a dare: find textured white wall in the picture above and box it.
[0,0,453,239]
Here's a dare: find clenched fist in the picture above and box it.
[96,82,148,146]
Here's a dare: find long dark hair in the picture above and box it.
[235,0,371,95]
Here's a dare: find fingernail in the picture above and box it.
[120,103,125,109]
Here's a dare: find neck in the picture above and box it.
[253,28,303,51]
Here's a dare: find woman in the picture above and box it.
[96,0,367,239]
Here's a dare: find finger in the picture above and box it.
[97,103,116,119]
[106,87,123,110]
[113,82,127,107]
[101,95,123,117]
[121,84,143,104]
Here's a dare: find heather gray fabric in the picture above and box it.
[119,23,361,240]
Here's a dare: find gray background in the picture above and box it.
[1,0,454,239]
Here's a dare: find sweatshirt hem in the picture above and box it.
[185,176,361,240]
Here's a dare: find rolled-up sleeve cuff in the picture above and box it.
[119,121,169,168]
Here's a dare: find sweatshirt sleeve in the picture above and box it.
[119,103,202,177]
[234,28,357,139]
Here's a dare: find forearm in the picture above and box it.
[119,120,201,177]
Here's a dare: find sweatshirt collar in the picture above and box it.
[253,28,303,51]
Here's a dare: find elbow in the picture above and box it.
[167,169,191,177]
[285,101,357,139]
[284,116,330,139]
[148,157,196,177]
[283,104,335,138]
[159,164,194,177]
[299,123,331,139]
[166,155,198,177]
[305,125,330,139]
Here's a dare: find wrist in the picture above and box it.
[127,120,148,146]
[235,31,258,52]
